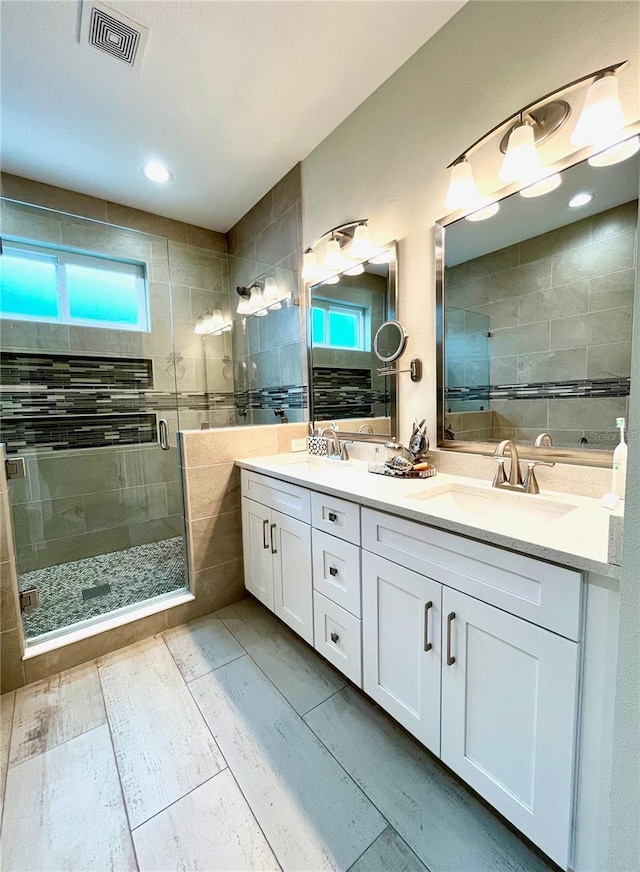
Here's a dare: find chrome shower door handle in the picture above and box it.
[158,418,170,450]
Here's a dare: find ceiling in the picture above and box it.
[0,0,465,231]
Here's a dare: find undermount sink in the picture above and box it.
[268,455,353,470]
[409,484,577,528]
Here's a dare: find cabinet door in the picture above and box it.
[242,497,274,610]
[441,587,578,870]
[273,509,313,644]
[362,552,441,755]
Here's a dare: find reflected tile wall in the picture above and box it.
[445,200,637,443]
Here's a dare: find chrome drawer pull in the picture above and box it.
[328,512,338,522]
[262,519,269,549]
[424,600,433,652]
[329,566,338,577]
[330,632,339,643]
[446,611,456,665]
[270,523,277,554]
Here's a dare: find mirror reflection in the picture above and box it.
[309,245,396,436]
[440,152,638,453]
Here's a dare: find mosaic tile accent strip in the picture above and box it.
[446,377,631,403]
[0,351,154,388]
[1,413,158,453]
[234,384,307,413]
[312,367,389,418]
[20,536,187,638]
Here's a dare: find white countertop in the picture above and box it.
[236,453,619,580]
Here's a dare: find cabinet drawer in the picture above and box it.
[312,529,361,617]
[362,508,582,640]
[313,591,362,686]
[311,491,360,544]
[241,470,310,523]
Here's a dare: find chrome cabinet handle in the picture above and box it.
[423,600,433,652]
[158,418,170,450]
[329,566,338,577]
[328,512,337,522]
[262,519,269,549]
[446,611,456,665]
[270,523,277,554]
[330,632,339,643]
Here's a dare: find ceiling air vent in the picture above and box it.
[80,2,148,67]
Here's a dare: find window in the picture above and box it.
[0,239,149,331]
[312,299,368,350]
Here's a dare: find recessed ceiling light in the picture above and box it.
[142,161,172,183]
[568,192,594,208]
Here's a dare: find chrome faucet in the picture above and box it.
[319,427,353,461]
[492,439,523,489]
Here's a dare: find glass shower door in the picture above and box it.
[0,200,188,643]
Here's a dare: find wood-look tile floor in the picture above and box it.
[0,597,556,872]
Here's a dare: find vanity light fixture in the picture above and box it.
[302,219,373,282]
[142,161,172,182]
[444,60,635,217]
[262,276,280,301]
[236,285,254,316]
[568,192,594,208]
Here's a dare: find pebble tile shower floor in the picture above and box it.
[19,536,187,638]
[0,597,557,872]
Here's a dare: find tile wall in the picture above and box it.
[446,201,637,447]
[227,165,306,425]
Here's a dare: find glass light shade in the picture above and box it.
[254,307,268,316]
[519,172,562,198]
[251,288,267,314]
[325,275,340,285]
[444,159,480,211]
[236,295,253,316]
[263,276,280,300]
[269,301,282,310]
[568,192,594,208]
[465,202,500,222]
[301,250,320,281]
[345,263,365,276]
[323,238,345,273]
[209,309,226,331]
[588,135,639,167]
[348,223,373,260]
[571,74,625,147]
[499,124,541,183]
[194,317,207,335]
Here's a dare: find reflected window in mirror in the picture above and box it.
[437,151,638,463]
[308,243,397,437]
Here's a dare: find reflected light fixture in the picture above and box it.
[263,276,280,300]
[519,172,562,198]
[588,135,640,167]
[465,202,500,222]
[194,307,229,335]
[142,161,172,182]
[236,286,253,316]
[302,219,372,283]
[443,60,636,218]
[568,192,594,208]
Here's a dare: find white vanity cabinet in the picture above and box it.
[241,472,313,643]
[361,507,581,870]
[362,552,442,755]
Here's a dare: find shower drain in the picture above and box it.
[82,583,112,602]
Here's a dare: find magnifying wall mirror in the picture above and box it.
[307,242,398,438]
[373,319,407,363]
[436,150,639,466]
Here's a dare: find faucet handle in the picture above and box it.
[523,461,554,494]
[339,439,353,461]
[492,456,508,487]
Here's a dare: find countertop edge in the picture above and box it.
[236,457,620,581]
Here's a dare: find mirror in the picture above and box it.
[308,242,397,437]
[437,150,638,464]
[373,319,407,363]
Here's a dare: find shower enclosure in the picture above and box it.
[0,198,224,643]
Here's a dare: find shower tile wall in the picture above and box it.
[227,165,306,425]
[446,200,637,447]
[0,177,228,575]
